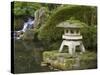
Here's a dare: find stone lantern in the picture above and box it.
[57,20,85,55]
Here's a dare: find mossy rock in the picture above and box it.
[43,50,74,60]
[42,50,77,70]
[42,50,97,70]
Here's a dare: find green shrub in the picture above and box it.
[38,6,97,50]
[48,41,61,50]
[14,17,24,30]
[81,26,97,51]
[38,6,96,42]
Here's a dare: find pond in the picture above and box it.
[13,39,97,73]
[14,39,53,73]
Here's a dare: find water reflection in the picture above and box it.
[14,40,51,73]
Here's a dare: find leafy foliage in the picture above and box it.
[13,2,97,50]
[13,2,42,16]
[13,2,97,73]
[38,5,97,42]
[81,26,97,50]
[14,17,24,30]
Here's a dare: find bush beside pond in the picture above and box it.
[37,6,97,51]
[81,26,97,51]
[38,6,96,41]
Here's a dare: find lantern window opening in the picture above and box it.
[64,29,69,35]
[66,29,68,33]
[76,30,79,33]
[70,29,74,34]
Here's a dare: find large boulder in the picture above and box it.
[42,50,97,70]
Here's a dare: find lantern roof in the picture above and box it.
[57,20,86,29]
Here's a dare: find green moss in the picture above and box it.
[42,50,97,70]
[81,27,97,50]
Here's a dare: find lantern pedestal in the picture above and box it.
[59,40,85,55]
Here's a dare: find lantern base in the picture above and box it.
[59,40,85,55]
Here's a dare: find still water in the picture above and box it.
[14,40,52,73]
[14,39,97,73]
